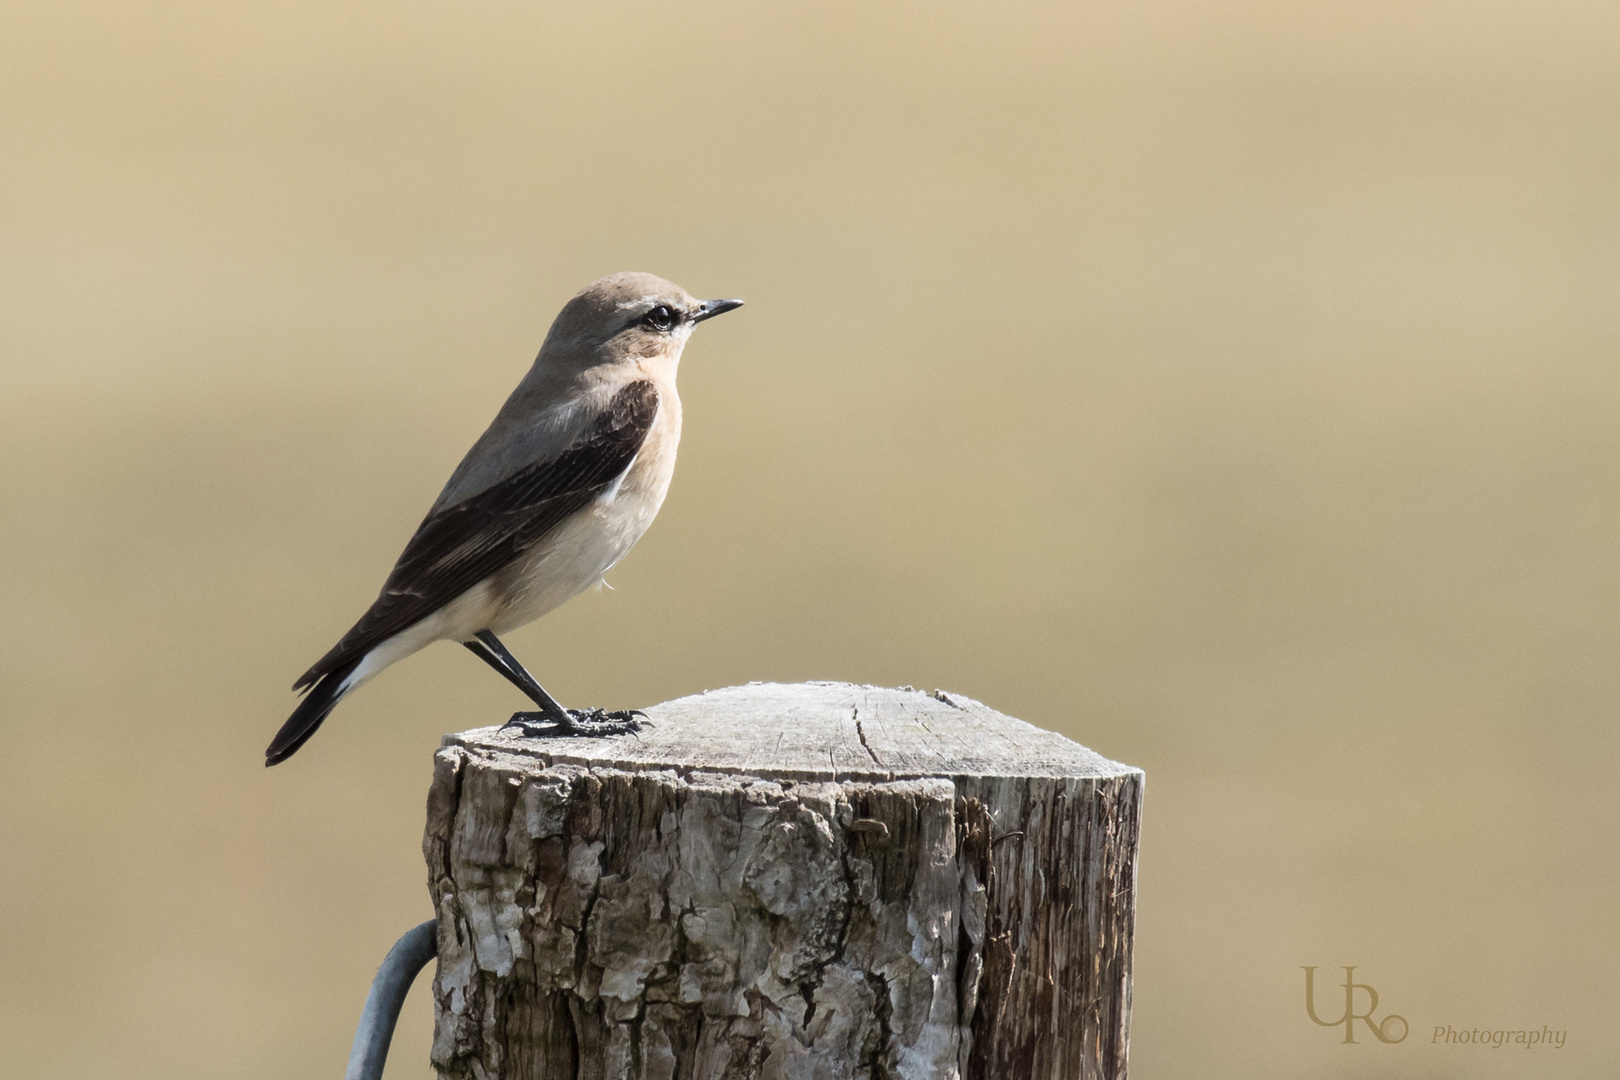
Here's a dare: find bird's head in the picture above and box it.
[540,272,743,376]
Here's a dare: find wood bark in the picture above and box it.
[422,682,1142,1080]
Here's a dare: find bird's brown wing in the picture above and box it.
[294,379,660,690]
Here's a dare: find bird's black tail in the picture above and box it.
[266,656,364,767]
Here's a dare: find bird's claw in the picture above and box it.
[502,708,646,739]
[567,707,647,736]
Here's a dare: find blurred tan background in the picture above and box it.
[2,1,1617,1077]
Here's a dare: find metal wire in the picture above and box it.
[344,919,438,1080]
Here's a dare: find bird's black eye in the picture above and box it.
[642,305,677,332]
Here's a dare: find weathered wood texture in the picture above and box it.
[423,682,1143,1080]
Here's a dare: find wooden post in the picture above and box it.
[422,682,1143,1080]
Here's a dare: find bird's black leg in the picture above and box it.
[464,630,643,738]
[464,631,569,718]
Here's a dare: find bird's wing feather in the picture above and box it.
[295,379,660,689]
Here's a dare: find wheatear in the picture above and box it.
[265,272,742,766]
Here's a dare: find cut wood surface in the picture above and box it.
[424,682,1143,1080]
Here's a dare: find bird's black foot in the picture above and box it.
[567,707,647,736]
[501,708,646,739]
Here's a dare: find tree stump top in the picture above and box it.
[444,681,1137,783]
[429,682,1142,1079]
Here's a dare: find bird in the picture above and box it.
[265,272,743,766]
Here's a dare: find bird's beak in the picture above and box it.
[692,298,745,323]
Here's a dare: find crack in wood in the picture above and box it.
[853,707,886,771]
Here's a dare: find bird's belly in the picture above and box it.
[486,453,675,633]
